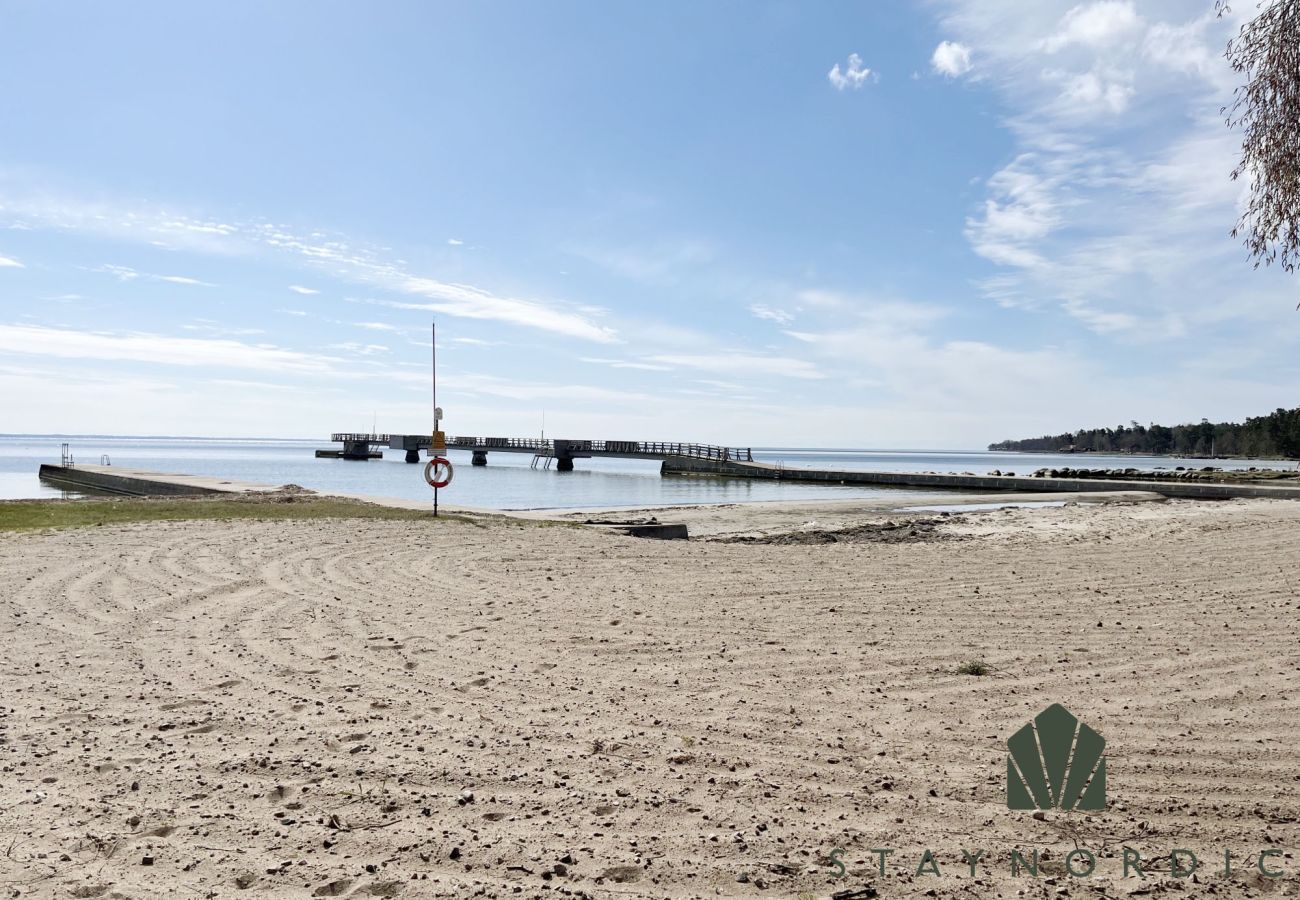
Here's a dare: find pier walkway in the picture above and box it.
[322,433,754,470]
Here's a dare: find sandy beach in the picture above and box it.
[2,496,1298,898]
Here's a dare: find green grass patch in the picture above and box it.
[0,495,447,532]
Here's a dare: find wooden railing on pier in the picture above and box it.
[447,436,754,461]
[329,433,753,462]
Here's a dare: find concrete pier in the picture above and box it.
[38,465,279,497]
[659,457,1300,502]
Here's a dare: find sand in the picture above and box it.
[1,496,1298,898]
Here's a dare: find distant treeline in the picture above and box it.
[989,407,1300,458]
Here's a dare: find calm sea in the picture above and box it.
[2,434,1293,510]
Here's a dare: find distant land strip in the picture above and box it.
[989,407,1300,458]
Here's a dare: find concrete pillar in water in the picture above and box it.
[404,448,420,464]
[556,457,575,471]
[471,450,488,466]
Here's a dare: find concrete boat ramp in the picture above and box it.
[38,464,280,497]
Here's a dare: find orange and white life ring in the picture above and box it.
[424,456,453,489]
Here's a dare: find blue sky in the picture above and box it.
[0,1,1295,447]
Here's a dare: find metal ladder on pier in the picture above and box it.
[530,448,555,470]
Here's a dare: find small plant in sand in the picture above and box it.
[957,659,991,676]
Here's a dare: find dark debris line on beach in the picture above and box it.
[716,516,966,545]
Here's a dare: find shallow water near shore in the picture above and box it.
[2,434,1294,509]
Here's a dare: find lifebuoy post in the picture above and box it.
[428,321,449,516]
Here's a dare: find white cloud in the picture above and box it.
[964,156,1060,268]
[0,255,23,268]
[0,324,339,373]
[96,264,139,281]
[93,264,211,286]
[749,304,794,325]
[645,353,823,380]
[278,309,308,317]
[1051,67,1134,114]
[288,285,319,295]
[931,41,973,77]
[0,183,245,255]
[567,239,715,284]
[828,53,876,90]
[328,342,389,355]
[451,337,502,346]
[1142,16,1217,78]
[932,0,1285,343]
[181,321,266,337]
[1041,1,1143,52]
[1060,299,1140,334]
[455,372,657,405]
[447,238,463,246]
[0,182,615,344]
[579,357,675,372]
[369,279,619,344]
[354,321,400,332]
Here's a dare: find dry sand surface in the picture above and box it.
[1,497,1298,899]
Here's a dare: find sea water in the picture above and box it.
[1,434,1292,510]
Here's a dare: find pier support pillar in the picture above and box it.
[404,448,420,464]
[471,450,488,466]
[342,441,371,461]
[556,456,575,472]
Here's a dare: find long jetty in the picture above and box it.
[661,456,1300,502]
[321,433,753,470]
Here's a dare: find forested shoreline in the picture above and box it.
[989,407,1300,459]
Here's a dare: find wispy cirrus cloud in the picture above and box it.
[580,356,674,372]
[288,285,319,295]
[1040,0,1142,53]
[92,264,213,286]
[455,372,657,405]
[181,320,266,337]
[362,281,619,344]
[328,341,389,356]
[0,255,23,268]
[1,181,617,343]
[934,0,1275,340]
[749,304,794,325]
[0,323,339,374]
[645,352,823,380]
[565,239,714,284]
